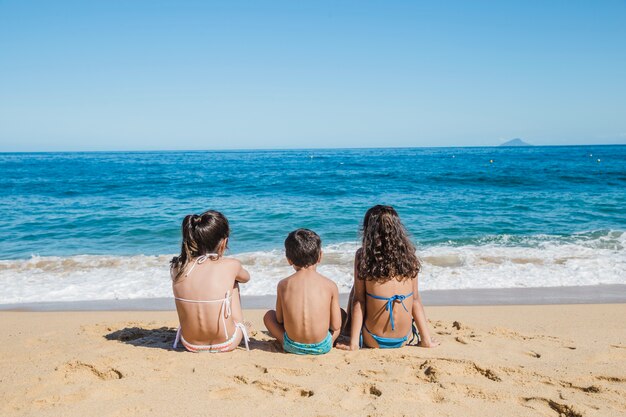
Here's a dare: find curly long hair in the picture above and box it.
[170,210,230,281]
[356,205,421,282]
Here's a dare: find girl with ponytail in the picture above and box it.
[171,210,251,353]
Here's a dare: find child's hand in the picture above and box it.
[418,337,440,348]
[335,342,359,351]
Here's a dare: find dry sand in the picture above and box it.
[1,304,625,417]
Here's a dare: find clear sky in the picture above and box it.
[1,1,625,151]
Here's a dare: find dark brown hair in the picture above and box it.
[170,210,230,281]
[356,205,421,281]
[285,228,322,268]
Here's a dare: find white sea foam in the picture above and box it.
[1,231,625,304]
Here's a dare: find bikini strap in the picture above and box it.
[366,291,414,331]
[184,253,220,277]
[409,321,420,346]
[235,322,250,351]
[222,290,232,338]
[173,290,232,304]
[173,322,249,352]
[173,290,233,342]
[173,326,182,349]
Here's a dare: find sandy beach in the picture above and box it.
[2,1,626,416]
[1,304,625,417]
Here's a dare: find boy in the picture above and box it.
[263,228,342,354]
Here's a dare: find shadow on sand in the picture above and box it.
[104,327,279,352]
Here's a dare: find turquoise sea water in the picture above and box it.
[1,146,625,302]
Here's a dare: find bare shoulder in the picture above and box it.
[220,257,242,270]
[277,276,291,291]
[319,273,339,292]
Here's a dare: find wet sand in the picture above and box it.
[2,284,625,311]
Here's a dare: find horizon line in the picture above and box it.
[1,143,624,154]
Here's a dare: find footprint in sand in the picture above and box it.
[61,361,123,381]
[239,376,313,398]
[523,397,583,417]
[417,358,502,383]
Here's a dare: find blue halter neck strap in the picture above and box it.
[365,291,413,331]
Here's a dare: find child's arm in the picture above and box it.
[343,251,367,350]
[263,281,286,344]
[329,283,342,341]
[275,283,284,324]
[336,251,364,351]
[411,275,439,348]
[234,260,250,284]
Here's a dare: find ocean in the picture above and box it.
[1,146,625,304]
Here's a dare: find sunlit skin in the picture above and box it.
[337,205,439,351]
[337,249,439,350]
[172,238,250,351]
[264,252,343,347]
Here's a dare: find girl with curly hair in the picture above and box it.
[339,205,438,350]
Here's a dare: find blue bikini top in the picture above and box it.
[365,291,413,331]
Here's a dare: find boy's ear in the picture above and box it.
[317,250,323,264]
[286,257,293,266]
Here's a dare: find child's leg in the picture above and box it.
[263,310,285,345]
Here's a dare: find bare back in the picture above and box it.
[364,277,416,338]
[172,257,244,345]
[277,269,341,344]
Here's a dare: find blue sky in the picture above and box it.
[0,1,625,151]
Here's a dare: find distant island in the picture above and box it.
[499,138,532,147]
